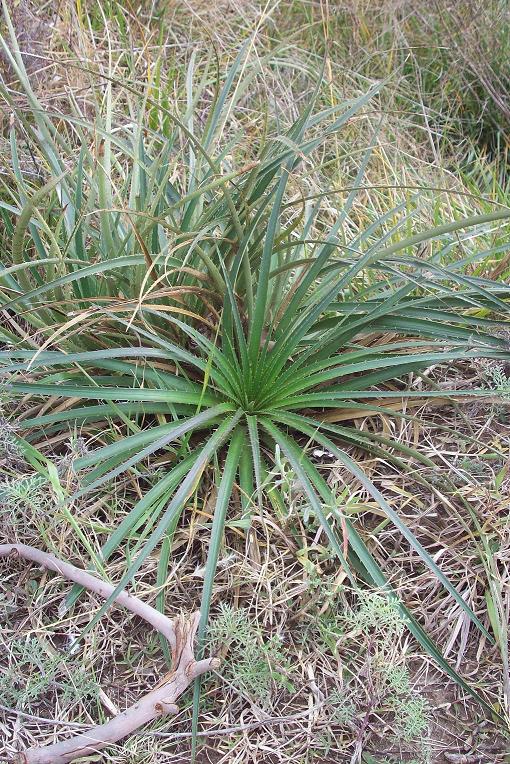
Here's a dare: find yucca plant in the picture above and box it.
[1,5,510,717]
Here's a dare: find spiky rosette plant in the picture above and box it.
[1,8,510,714]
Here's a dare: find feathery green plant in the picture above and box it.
[0,637,99,711]
[206,604,292,705]
[1,2,510,721]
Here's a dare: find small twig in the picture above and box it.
[0,544,219,764]
[148,702,325,739]
[0,704,89,729]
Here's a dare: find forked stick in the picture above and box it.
[0,543,219,764]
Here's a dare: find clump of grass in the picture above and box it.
[113,737,161,764]
[271,0,510,162]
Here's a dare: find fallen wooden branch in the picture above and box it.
[0,543,219,764]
